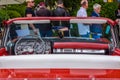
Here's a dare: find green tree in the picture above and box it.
[0,9,9,24]
[6,4,26,17]
[7,10,21,18]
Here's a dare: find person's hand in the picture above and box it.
[33,29,38,35]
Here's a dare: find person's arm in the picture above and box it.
[29,24,37,34]
[26,12,38,34]
[27,20,38,35]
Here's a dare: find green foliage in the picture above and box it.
[63,0,80,16]
[7,10,21,18]
[101,2,118,20]
[0,9,9,22]
[6,4,26,17]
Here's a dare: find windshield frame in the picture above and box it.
[4,17,117,47]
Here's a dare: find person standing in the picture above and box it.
[115,3,120,19]
[25,0,37,34]
[77,0,88,17]
[90,3,102,39]
[115,3,120,40]
[52,0,70,37]
[35,2,52,37]
[36,2,51,16]
[52,0,69,16]
[25,0,35,17]
[77,0,90,37]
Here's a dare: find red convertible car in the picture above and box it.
[0,17,120,79]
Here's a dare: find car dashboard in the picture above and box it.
[13,37,110,55]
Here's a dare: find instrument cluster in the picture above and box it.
[15,39,51,55]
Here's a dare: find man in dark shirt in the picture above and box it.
[25,7,35,17]
[25,0,37,34]
[52,0,69,16]
[35,2,52,37]
[25,0,35,17]
[52,0,70,37]
[36,2,51,16]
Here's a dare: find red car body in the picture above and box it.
[0,17,120,79]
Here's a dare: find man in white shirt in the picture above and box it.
[77,0,90,37]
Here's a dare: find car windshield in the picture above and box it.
[4,18,115,55]
[8,19,112,43]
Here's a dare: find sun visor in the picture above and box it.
[13,20,50,24]
[70,19,107,24]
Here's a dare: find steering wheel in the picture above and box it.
[14,35,45,55]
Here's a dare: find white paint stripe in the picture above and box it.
[0,54,120,69]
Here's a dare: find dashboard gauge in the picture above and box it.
[15,36,51,55]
